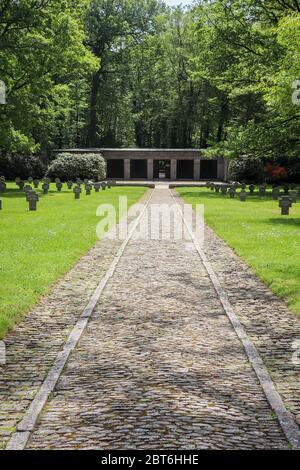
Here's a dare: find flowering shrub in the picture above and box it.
[264,163,288,183]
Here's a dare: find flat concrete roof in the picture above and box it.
[55,148,205,152]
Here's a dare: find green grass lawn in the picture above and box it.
[0,183,146,338]
[177,187,300,317]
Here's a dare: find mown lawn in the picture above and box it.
[178,187,300,317]
[0,183,146,338]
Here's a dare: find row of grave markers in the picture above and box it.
[206,182,300,215]
[0,176,117,211]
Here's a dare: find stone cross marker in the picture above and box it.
[24,185,33,200]
[94,182,101,192]
[229,188,236,199]
[73,187,81,199]
[28,191,39,211]
[290,191,297,203]
[42,182,49,194]
[67,181,73,190]
[240,190,247,202]
[279,196,292,215]
[272,187,280,200]
[33,179,39,189]
[101,182,107,191]
[86,183,92,195]
[221,187,227,195]
[259,185,266,196]
[56,181,63,192]
[0,181,6,193]
[249,184,255,194]
[283,184,290,195]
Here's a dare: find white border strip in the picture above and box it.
[6,189,154,451]
[171,189,300,450]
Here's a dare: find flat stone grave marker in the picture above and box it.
[240,190,247,202]
[28,191,39,211]
[279,196,292,215]
[73,187,81,199]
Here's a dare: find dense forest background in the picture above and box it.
[0,0,300,170]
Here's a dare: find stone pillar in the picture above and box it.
[124,159,131,180]
[147,159,154,180]
[171,159,177,180]
[217,158,225,181]
[194,159,201,181]
[224,159,229,182]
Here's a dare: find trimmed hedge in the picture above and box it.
[46,153,106,181]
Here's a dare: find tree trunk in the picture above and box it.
[88,68,102,148]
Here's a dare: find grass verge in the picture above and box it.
[177,187,300,317]
[0,183,146,338]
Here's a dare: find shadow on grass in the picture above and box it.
[178,190,283,203]
[266,218,300,227]
[1,189,72,199]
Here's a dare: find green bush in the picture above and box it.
[228,156,264,183]
[46,153,106,181]
[0,154,46,180]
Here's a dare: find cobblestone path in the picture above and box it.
[20,187,297,450]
